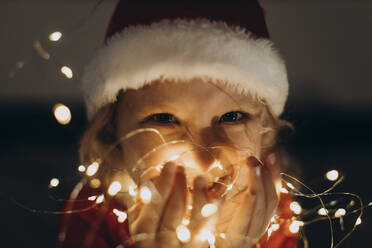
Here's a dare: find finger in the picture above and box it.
[245,160,267,239]
[264,153,281,195]
[189,176,209,233]
[130,162,177,235]
[159,166,187,231]
[261,165,279,228]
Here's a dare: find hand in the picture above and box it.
[215,154,280,248]
[128,162,211,248]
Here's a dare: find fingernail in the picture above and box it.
[268,153,276,165]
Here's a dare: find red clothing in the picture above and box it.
[59,188,297,248]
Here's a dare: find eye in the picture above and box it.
[219,111,249,123]
[146,113,179,124]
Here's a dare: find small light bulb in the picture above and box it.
[317,208,328,216]
[219,233,226,239]
[334,208,346,218]
[176,225,191,243]
[289,220,304,234]
[226,184,233,191]
[53,103,71,125]
[49,31,62,41]
[198,229,215,245]
[86,162,99,176]
[182,218,190,225]
[113,209,127,223]
[78,165,86,172]
[209,160,223,171]
[96,194,104,204]
[49,178,59,187]
[201,203,218,217]
[289,201,302,215]
[271,223,280,231]
[140,186,152,204]
[88,195,97,201]
[128,184,138,196]
[286,182,295,190]
[169,154,180,161]
[280,187,289,194]
[108,181,122,196]
[326,170,339,181]
[355,217,362,226]
[187,205,193,210]
[60,66,73,79]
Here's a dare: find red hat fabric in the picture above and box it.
[82,0,288,119]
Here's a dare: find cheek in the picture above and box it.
[222,122,263,157]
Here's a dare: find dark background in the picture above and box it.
[1,0,371,247]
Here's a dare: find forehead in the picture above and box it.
[118,78,264,116]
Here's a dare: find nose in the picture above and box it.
[183,122,235,171]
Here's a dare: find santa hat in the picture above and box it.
[82,0,288,119]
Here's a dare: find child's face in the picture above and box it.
[115,78,268,188]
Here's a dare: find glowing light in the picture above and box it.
[53,103,71,125]
[226,184,233,191]
[201,203,218,217]
[89,178,101,189]
[289,201,302,215]
[289,220,304,234]
[155,164,163,171]
[286,182,295,190]
[60,66,73,79]
[187,205,193,210]
[176,225,191,243]
[369,202,372,206]
[49,31,62,41]
[108,181,122,196]
[78,165,86,172]
[335,208,346,218]
[96,194,104,204]
[219,233,226,239]
[326,170,339,181]
[86,162,99,176]
[88,195,97,201]
[49,178,59,187]
[182,218,190,226]
[129,184,138,196]
[280,187,289,194]
[317,208,328,216]
[113,209,127,223]
[198,229,215,245]
[271,223,280,231]
[140,186,152,204]
[209,160,223,171]
[355,217,362,226]
[169,154,180,161]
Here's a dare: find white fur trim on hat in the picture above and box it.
[82,19,288,119]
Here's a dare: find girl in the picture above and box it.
[59,0,297,247]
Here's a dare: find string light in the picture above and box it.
[49,178,59,188]
[60,66,73,79]
[108,181,122,196]
[128,184,138,196]
[335,208,346,218]
[168,154,180,161]
[53,103,71,125]
[289,201,302,215]
[49,31,62,41]
[187,205,193,210]
[78,165,86,172]
[286,182,295,190]
[201,203,218,217]
[326,170,339,181]
[208,160,223,171]
[182,218,190,226]
[113,209,127,223]
[88,195,97,201]
[140,186,152,204]
[95,194,104,204]
[176,225,191,243]
[86,162,99,176]
[219,233,226,239]
[226,184,233,191]
[280,187,289,194]
[355,217,362,226]
[198,229,215,246]
[318,208,328,216]
[289,220,304,234]
[89,178,101,189]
